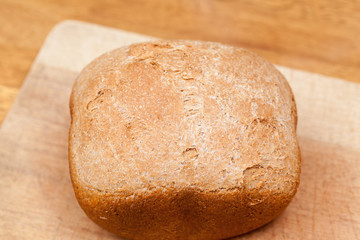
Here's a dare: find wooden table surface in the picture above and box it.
[1,0,360,125]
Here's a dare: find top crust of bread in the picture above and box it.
[69,40,300,240]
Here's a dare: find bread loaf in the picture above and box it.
[69,40,301,240]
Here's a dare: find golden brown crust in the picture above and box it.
[69,40,300,239]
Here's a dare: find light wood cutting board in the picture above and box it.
[0,20,359,239]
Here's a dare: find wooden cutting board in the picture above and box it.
[0,20,359,239]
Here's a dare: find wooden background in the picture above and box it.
[1,0,360,124]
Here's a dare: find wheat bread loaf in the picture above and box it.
[69,40,301,240]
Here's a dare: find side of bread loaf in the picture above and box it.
[69,40,300,240]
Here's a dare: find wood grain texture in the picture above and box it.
[0,86,18,123]
[0,20,359,240]
[0,0,360,125]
